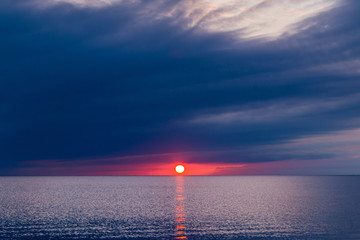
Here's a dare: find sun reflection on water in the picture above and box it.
[174,176,187,239]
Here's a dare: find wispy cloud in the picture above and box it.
[32,0,340,40]
[188,96,358,125]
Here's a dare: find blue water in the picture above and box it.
[0,176,359,239]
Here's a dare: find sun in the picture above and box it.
[175,165,185,174]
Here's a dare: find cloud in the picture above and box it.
[197,0,340,40]
[307,59,360,76]
[0,0,360,175]
[30,0,340,40]
[188,96,358,125]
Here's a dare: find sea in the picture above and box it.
[0,176,359,240]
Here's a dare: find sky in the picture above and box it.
[1,0,360,175]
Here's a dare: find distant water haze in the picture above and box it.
[0,176,359,239]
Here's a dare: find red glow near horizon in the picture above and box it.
[107,162,247,175]
[17,158,321,176]
[17,160,247,175]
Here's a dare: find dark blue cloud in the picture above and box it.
[1,0,360,174]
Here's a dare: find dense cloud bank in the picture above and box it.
[1,0,360,174]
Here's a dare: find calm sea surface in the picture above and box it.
[0,176,359,240]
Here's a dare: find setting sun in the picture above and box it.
[175,165,185,174]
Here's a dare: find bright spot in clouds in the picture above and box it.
[198,0,340,39]
[45,0,340,40]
